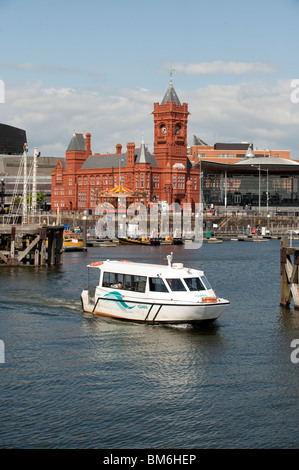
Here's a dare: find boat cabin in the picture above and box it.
[82,256,229,323]
[88,259,213,297]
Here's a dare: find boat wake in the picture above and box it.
[0,293,82,315]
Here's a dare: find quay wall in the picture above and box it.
[3,211,297,237]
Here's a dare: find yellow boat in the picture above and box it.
[63,233,84,251]
[117,236,160,246]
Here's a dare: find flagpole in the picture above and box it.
[22,143,28,225]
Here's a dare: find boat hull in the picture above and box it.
[118,237,160,246]
[81,290,229,324]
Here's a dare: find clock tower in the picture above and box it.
[152,75,189,169]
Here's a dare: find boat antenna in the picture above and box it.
[167,252,173,267]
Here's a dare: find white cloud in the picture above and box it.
[171,61,274,75]
[186,80,299,155]
[0,82,155,156]
[0,78,298,159]
[0,62,82,74]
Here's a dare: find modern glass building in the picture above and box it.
[194,156,299,207]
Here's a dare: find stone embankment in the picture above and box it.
[19,210,299,238]
[204,213,299,237]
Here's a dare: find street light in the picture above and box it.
[199,160,203,206]
[251,165,269,215]
[264,168,269,215]
[0,177,5,208]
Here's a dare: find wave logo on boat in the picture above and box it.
[104,291,135,311]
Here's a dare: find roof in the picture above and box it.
[193,158,299,175]
[138,137,147,164]
[161,79,181,105]
[236,156,299,166]
[108,185,133,193]
[81,146,158,169]
[88,259,203,277]
[214,142,251,151]
[193,135,208,146]
[66,133,86,152]
[0,155,61,177]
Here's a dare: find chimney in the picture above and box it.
[116,143,122,154]
[85,132,92,155]
[127,142,135,167]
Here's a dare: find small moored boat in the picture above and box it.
[81,253,229,324]
[118,236,160,246]
[63,236,84,251]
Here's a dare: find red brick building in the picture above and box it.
[189,136,292,165]
[51,79,200,212]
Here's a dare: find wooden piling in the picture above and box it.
[0,224,64,267]
[280,236,299,309]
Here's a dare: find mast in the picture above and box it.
[22,143,28,224]
[32,147,40,217]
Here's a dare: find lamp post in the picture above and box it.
[265,168,269,215]
[32,147,39,217]
[0,177,5,208]
[82,215,87,251]
[251,164,262,214]
[259,165,261,214]
[22,143,28,225]
[199,161,203,206]
[224,170,227,209]
[251,165,269,215]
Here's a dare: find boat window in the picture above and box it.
[184,277,206,291]
[134,277,147,293]
[149,277,168,292]
[166,278,186,291]
[201,276,211,290]
[102,272,147,293]
[103,272,125,289]
[123,274,134,291]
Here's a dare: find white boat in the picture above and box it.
[81,253,229,324]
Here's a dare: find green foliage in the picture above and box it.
[13,191,46,207]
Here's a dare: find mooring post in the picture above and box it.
[10,225,15,259]
[82,216,87,251]
[39,228,47,266]
[57,228,64,265]
[280,235,299,309]
[280,236,289,306]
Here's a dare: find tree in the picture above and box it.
[36,191,46,206]
[13,192,46,209]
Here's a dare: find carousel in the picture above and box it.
[93,185,149,208]
[92,185,183,245]
[93,185,161,245]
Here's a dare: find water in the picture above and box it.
[1,240,299,449]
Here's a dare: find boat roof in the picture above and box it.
[88,259,204,277]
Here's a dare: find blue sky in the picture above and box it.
[1,0,299,157]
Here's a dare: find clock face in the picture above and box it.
[175,125,180,135]
[161,125,167,134]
